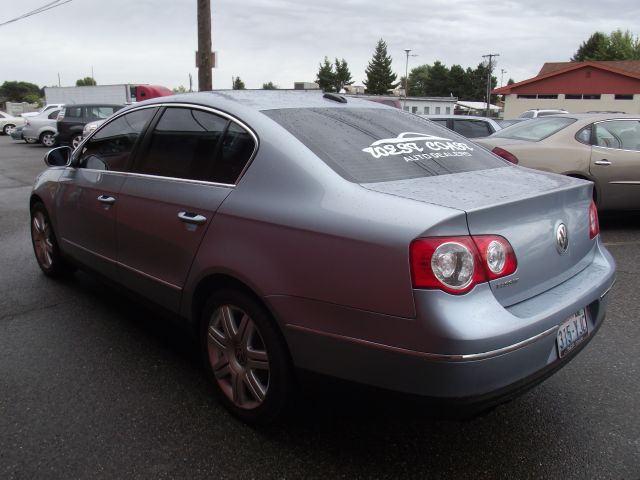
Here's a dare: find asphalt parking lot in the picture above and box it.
[0,135,639,479]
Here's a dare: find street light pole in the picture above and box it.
[482,53,499,117]
[403,49,417,111]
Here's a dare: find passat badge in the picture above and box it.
[556,223,569,255]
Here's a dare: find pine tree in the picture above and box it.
[316,57,336,92]
[232,77,245,90]
[571,32,609,61]
[334,58,354,92]
[363,39,399,94]
[262,82,278,90]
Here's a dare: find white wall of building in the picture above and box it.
[402,97,458,115]
[503,94,640,119]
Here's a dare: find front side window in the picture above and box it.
[133,107,254,184]
[593,120,640,151]
[77,108,156,171]
[492,117,576,142]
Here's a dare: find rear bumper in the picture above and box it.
[274,240,615,402]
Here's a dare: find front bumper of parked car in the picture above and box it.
[274,240,615,405]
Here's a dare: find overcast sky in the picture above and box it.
[1,0,638,91]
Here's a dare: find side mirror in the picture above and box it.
[44,146,72,167]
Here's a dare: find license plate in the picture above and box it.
[556,309,588,358]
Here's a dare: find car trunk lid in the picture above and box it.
[362,166,596,307]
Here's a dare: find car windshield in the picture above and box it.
[491,117,577,142]
[264,107,507,183]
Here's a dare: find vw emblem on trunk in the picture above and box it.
[556,223,569,255]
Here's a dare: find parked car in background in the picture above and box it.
[55,104,123,148]
[82,119,106,138]
[519,109,568,118]
[23,108,62,147]
[22,103,65,118]
[421,115,502,138]
[475,113,640,210]
[30,91,615,423]
[0,111,25,135]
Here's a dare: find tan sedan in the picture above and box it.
[475,114,640,210]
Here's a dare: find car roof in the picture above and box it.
[421,115,496,121]
[537,112,640,122]
[135,90,391,112]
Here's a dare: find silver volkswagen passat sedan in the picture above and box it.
[30,91,615,423]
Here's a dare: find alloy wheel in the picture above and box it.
[32,211,54,269]
[71,135,82,149]
[206,304,270,409]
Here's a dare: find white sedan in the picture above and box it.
[0,111,25,135]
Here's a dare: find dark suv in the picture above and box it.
[56,104,123,149]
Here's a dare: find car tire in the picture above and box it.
[39,131,57,147]
[30,202,76,278]
[71,133,83,150]
[201,289,294,424]
[3,124,16,135]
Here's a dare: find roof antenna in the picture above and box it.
[323,93,348,103]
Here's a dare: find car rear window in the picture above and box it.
[491,117,577,142]
[263,108,507,183]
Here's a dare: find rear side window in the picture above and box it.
[263,108,507,183]
[87,106,120,120]
[453,119,493,138]
[48,110,60,120]
[132,107,255,184]
[593,120,640,151]
[65,107,82,119]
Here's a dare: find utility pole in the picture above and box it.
[500,68,506,88]
[197,0,213,91]
[482,53,499,117]
[403,49,417,111]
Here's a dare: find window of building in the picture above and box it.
[517,94,537,99]
[615,94,634,100]
[537,94,558,99]
[445,107,451,114]
[424,106,430,114]
[582,94,601,100]
[435,106,441,114]
[411,106,418,114]
[565,94,582,100]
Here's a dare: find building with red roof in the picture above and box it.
[492,61,640,119]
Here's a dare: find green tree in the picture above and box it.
[262,81,278,89]
[507,78,515,85]
[76,77,97,86]
[0,81,42,102]
[571,30,640,61]
[173,85,188,93]
[232,77,246,90]
[407,65,430,97]
[334,58,353,92]
[363,39,399,94]
[447,64,469,99]
[425,60,450,96]
[316,57,336,92]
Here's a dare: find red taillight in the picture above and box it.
[492,147,519,164]
[410,236,517,295]
[589,201,600,239]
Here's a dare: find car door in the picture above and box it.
[589,119,640,209]
[55,107,158,278]
[115,106,257,312]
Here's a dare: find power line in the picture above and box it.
[0,0,74,28]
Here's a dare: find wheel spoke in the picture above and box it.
[207,324,228,351]
[244,371,266,403]
[212,358,230,379]
[221,305,237,340]
[246,348,269,371]
[231,370,246,405]
[237,313,249,345]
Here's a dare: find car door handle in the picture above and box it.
[594,160,612,166]
[177,211,207,225]
[97,195,116,204]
